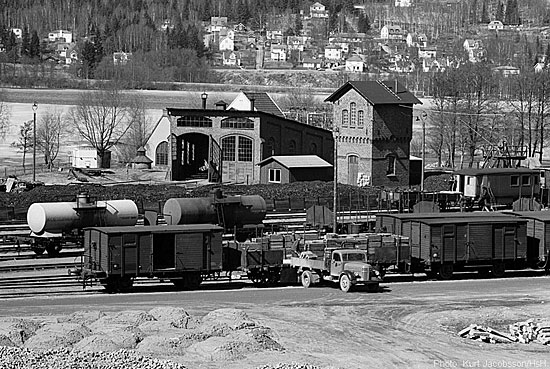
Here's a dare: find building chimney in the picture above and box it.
[394,80,398,92]
[250,97,255,111]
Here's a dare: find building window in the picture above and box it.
[266,137,276,157]
[288,140,296,154]
[521,175,530,186]
[221,117,254,129]
[387,155,396,175]
[223,135,253,162]
[342,109,349,127]
[155,141,169,166]
[176,116,212,127]
[238,136,253,161]
[511,175,519,186]
[358,110,364,128]
[350,102,356,127]
[269,168,281,183]
[222,136,236,161]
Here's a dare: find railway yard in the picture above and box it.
[0,179,550,368]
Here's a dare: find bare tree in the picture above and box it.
[36,109,67,169]
[11,120,33,172]
[118,94,153,163]
[69,84,131,168]
[0,90,11,141]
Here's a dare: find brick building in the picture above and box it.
[325,80,421,188]
[145,99,333,184]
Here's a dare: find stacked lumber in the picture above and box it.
[459,319,550,345]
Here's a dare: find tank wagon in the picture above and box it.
[26,193,139,256]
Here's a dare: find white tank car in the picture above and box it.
[27,199,139,235]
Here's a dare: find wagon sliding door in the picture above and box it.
[175,233,204,270]
[152,233,175,270]
[493,225,517,261]
[122,233,138,275]
[441,225,456,262]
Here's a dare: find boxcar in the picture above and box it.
[505,211,550,269]
[83,224,223,292]
[376,212,509,236]
[402,215,527,279]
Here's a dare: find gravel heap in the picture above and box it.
[0,346,187,369]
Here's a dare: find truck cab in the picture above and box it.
[291,247,382,292]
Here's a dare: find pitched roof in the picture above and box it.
[242,91,284,117]
[324,80,422,105]
[258,155,332,168]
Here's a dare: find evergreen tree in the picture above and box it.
[29,30,40,59]
[21,25,30,57]
[504,0,520,25]
[481,0,490,24]
[357,12,371,33]
[496,2,504,22]
[294,14,303,36]
[236,0,251,24]
[81,40,98,78]
[470,0,478,24]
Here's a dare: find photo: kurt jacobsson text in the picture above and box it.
[434,359,548,368]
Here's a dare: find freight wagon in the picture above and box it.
[377,213,528,279]
[504,211,550,270]
[82,224,224,292]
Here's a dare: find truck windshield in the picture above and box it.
[342,253,366,262]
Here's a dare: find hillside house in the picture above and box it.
[492,65,520,77]
[488,20,504,30]
[325,80,422,187]
[395,0,412,6]
[209,17,228,33]
[48,30,72,43]
[418,47,437,59]
[345,55,365,72]
[302,58,323,69]
[266,30,283,43]
[10,28,22,38]
[310,2,329,18]
[287,36,309,51]
[219,35,234,51]
[325,45,343,60]
[270,45,288,61]
[113,52,132,65]
[381,25,404,41]
[222,51,240,66]
[406,32,427,48]
[463,39,485,63]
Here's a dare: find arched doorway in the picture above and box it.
[173,133,210,181]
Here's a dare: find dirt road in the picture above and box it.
[0,274,549,369]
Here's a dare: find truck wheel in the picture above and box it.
[301,270,313,288]
[339,274,352,293]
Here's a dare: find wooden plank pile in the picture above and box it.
[459,319,550,345]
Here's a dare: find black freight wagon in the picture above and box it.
[83,224,223,292]
[505,211,550,269]
[400,215,527,279]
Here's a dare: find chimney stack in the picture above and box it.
[250,97,255,111]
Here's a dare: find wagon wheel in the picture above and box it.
[339,273,352,293]
[117,276,134,292]
[438,264,454,280]
[301,270,313,288]
[248,270,270,287]
[491,262,506,278]
[267,269,281,285]
[45,243,62,258]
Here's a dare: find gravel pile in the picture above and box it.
[0,346,187,369]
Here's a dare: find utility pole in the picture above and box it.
[32,101,38,182]
[333,127,339,233]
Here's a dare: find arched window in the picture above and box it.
[387,155,396,175]
[309,142,318,155]
[350,102,356,127]
[266,137,276,157]
[342,109,349,127]
[288,140,296,154]
[155,141,169,166]
[358,110,364,128]
[222,135,253,162]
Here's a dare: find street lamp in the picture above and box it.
[201,92,208,109]
[32,101,38,182]
[417,112,427,192]
[333,126,339,234]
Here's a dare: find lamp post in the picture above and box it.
[333,126,339,234]
[32,102,38,182]
[419,112,427,192]
[201,92,208,109]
